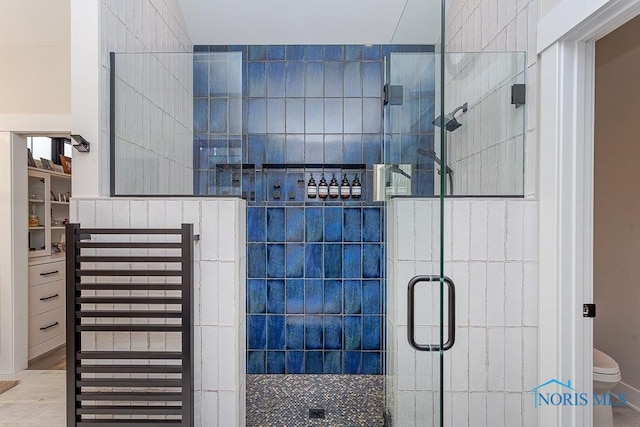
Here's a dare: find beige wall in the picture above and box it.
[594,13,640,400]
[0,0,71,129]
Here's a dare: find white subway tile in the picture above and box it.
[397,201,415,261]
[451,392,469,427]
[201,201,219,261]
[523,327,538,391]
[452,201,471,261]
[218,391,237,427]
[414,201,432,261]
[505,263,523,326]
[470,201,488,260]
[218,200,237,261]
[218,262,236,326]
[486,392,505,427]
[523,201,537,261]
[505,328,523,391]
[201,326,219,391]
[148,200,166,227]
[486,262,505,326]
[469,393,487,426]
[523,262,537,326]
[77,200,96,226]
[469,262,487,326]
[218,327,237,391]
[469,327,487,391]
[487,201,506,260]
[201,391,219,426]
[165,200,182,227]
[451,328,469,391]
[506,201,524,261]
[505,393,523,426]
[488,328,505,391]
[200,261,219,326]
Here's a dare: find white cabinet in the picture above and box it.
[27,167,70,360]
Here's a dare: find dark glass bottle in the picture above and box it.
[329,173,339,199]
[307,173,317,199]
[340,174,351,199]
[351,174,361,199]
[318,173,329,199]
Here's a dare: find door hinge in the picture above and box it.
[583,303,596,318]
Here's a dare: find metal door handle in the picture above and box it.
[40,322,59,331]
[40,270,59,276]
[40,294,59,301]
[407,275,456,351]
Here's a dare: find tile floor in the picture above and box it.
[614,405,640,426]
[0,370,65,426]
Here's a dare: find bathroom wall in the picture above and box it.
[70,198,247,427]
[193,44,435,375]
[594,14,640,409]
[71,0,193,198]
[386,198,538,426]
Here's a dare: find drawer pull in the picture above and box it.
[40,322,59,331]
[39,294,59,301]
[40,270,59,276]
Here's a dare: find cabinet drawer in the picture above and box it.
[29,280,65,317]
[28,261,65,286]
[29,307,65,347]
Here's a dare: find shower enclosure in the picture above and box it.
[108,1,530,424]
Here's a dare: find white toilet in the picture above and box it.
[593,348,622,427]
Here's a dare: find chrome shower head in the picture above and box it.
[432,102,468,132]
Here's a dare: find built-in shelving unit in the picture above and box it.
[27,167,70,359]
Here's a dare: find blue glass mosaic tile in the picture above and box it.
[343,208,362,242]
[248,207,265,242]
[362,62,382,97]
[363,316,381,350]
[344,280,362,314]
[324,316,342,350]
[266,244,285,278]
[343,135,362,164]
[324,62,344,97]
[325,45,344,61]
[286,316,304,349]
[266,134,285,163]
[248,62,266,97]
[362,280,381,313]
[344,62,362,97]
[344,316,362,350]
[344,98,363,133]
[305,208,323,242]
[305,62,324,97]
[194,98,208,134]
[363,244,381,278]
[363,98,382,133]
[343,244,362,279]
[267,62,286,97]
[267,280,285,314]
[362,352,381,374]
[345,45,362,61]
[247,351,266,374]
[363,45,381,61]
[324,99,343,134]
[305,316,323,350]
[285,208,304,242]
[323,135,343,164]
[305,45,324,60]
[247,243,266,278]
[305,244,323,278]
[247,98,266,134]
[267,99,285,133]
[286,279,304,314]
[324,351,342,374]
[324,207,342,242]
[343,351,361,374]
[286,244,304,278]
[286,45,305,60]
[267,315,285,350]
[209,60,229,96]
[285,135,305,164]
[248,134,266,164]
[286,351,304,373]
[305,134,324,163]
[249,45,267,61]
[286,98,305,133]
[324,280,342,314]
[247,315,266,349]
[193,61,208,97]
[306,351,323,374]
[285,62,304,96]
[267,45,285,60]
[267,351,285,373]
[305,280,323,314]
[363,134,382,167]
[363,208,381,242]
[248,279,266,313]
[266,208,285,242]
[324,244,342,278]
[305,99,324,134]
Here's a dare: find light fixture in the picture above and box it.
[70,134,91,152]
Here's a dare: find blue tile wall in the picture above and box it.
[194,44,435,375]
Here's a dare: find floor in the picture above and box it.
[246,374,385,426]
[0,370,65,427]
[614,405,640,426]
[26,345,65,371]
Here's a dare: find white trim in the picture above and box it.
[0,115,71,134]
[538,2,640,426]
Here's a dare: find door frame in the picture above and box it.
[537,1,640,426]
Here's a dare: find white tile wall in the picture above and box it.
[100,0,194,196]
[70,197,246,427]
[386,198,538,426]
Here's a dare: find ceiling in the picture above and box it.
[176,0,442,46]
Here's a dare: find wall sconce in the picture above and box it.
[70,134,91,152]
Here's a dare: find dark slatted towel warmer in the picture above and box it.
[66,224,197,426]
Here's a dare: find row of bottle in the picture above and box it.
[307,173,361,199]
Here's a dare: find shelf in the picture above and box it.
[28,166,71,179]
[51,201,69,205]
[29,226,45,230]
[261,163,367,170]
[28,199,45,203]
[51,226,66,230]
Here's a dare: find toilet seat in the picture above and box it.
[594,348,621,382]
